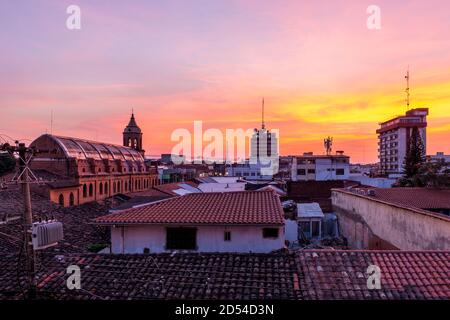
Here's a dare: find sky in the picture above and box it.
[0,0,449,163]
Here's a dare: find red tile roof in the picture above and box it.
[1,250,448,300]
[295,250,450,300]
[94,190,284,225]
[154,181,199,196]
[370,188,450,210]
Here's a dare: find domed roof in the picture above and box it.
[32,134,144,161]
[123,113,142,134]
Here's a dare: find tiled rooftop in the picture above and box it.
[154,181,200,196]
[1,250,448,300]
[111,189,173,211]
[0,188,110,255]
[295,250,450,300]
[95,190,285,225]
[369,188,450,210]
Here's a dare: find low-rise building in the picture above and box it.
[297,203,324,240]
[291,152,350,181]
[226,161,278,181]
[95,190,285,253]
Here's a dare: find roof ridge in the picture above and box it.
[45,133,136,152]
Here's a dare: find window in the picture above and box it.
[89,184,93,197]
[113,182,116,193]
[117,181,121,193]
[300,220,321,239]
[125,181,128,191]
[99,183,103,195]
[311,221,321,238]
[297,169,306,175]
[307,169,315,174]
[104,182,108,195]
[83,184,87,197]
[299,221,311,237]
[69,193,74,206]
[263,228,279,238]
[336,169,345,175]
[58,194,64,206]
[224,231,231,241]
[166,228,197,250]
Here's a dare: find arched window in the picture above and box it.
[113,182,116,193]
[117,181,121,193]
[89,184,93,197]
[99,183,103,195]
[105,182,108,195]
[83,184,87,197]
[58,194,64,206]
[125,181,128,192]
[128,138,131,147]
[69,193,74,206]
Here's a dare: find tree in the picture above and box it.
[396,158,450,188]
[403,126,425,178]
[0,152,16,176]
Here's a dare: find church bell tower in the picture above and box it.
[123,112,145,156]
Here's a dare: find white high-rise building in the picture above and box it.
[249,99,279,177]
[227,99,279,180]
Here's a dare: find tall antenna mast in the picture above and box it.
[261,98,265,129]
[50,109,53,135]
[405,67,410,110]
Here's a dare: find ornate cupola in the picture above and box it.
[123,112,145,156]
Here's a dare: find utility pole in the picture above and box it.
[1,142,37,299]
[18,143,37,299]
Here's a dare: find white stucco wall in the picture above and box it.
[284,219,298,242]
[316,159,349,181]
[332,189,450,250]
[111,224,285,254]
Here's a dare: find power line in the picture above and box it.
[0,141,51,299]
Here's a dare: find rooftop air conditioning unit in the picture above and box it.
[32,220,64,250]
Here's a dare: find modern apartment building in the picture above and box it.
[376,108,428,176]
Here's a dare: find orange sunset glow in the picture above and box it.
[1,0,449,163]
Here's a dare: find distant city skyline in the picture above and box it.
[1,0,450,163]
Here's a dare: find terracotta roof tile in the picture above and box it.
[1,250,448,300]
[295,250,450,300]
[94,190,284,225]
[370,188,450,210]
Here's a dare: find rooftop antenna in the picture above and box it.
[261,98,265,130]
[405,67,410,111]
[324,136,333,156]
[50,109,53,135]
